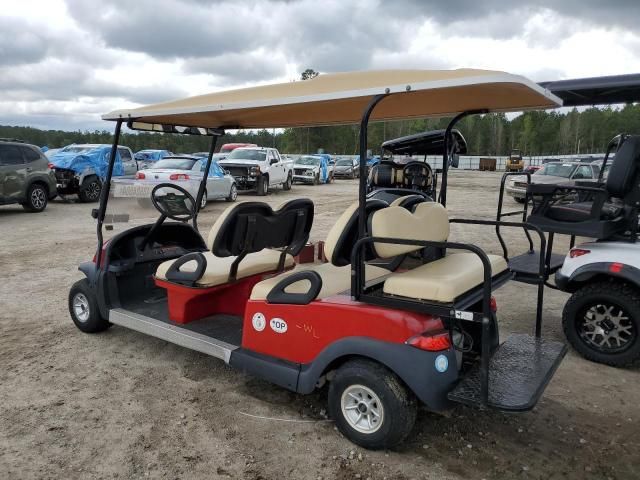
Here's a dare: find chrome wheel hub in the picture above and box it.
[581,303,635,352]
[73,293,90,323]
[341,385,384,434]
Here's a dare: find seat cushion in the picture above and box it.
[250,263,389,301]
[383,253,508,303]
[547,201,623,222]
[156,249,294,288]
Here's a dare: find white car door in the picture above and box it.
[268,150,284,185]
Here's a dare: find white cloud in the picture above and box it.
[0,0,639,131]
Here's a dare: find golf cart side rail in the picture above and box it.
[350,236,495,405]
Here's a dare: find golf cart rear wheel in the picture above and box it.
[69,279,110,333]
[78,177,101,203]
[328,359,417,450]
[563,281,640,366]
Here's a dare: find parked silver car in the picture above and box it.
[115,155,237,208]
[333,157,360,179]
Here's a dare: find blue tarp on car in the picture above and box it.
[311,154,330,183]
[50,146,123,178]
[135,149,171,162]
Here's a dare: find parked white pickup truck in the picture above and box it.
[218,147,293,195]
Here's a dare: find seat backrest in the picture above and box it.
[324,199,387,266]
[208,199,314,257]
[370,202,449,258]
[369,162,396,187]
[606,136,640,198]
[389,194,428,210]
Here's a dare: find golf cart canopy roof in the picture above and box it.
[103,69,561,130]
[539,73,640,107]
[381,129,468,156]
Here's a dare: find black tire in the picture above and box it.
[514,197,526,204]
[313,173,320,185]
[562,280,640,367]
[68,279,111,333]
[328,359,417,450]
[78,176,102,203]
[283,173,292,191]
[257,175,269,196]
[226,183,238,202]
[21,183,48,212]
[199,189,208,209]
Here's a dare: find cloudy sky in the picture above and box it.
[2,0,640,131]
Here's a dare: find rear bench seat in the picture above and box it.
[371,202,508,303]
[250,200,390,303]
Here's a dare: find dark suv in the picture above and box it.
[0,139,57,212]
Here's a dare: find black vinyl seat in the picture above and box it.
[527,136,640,238]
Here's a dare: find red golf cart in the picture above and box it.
[69,69,566,449]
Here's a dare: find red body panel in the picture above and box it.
[156,271,276,324]
[242,295,444,364]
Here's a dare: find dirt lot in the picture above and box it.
[1,170,638,480]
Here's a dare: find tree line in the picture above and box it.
[2,106,639,157]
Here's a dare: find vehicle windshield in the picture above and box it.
[297,156,321,166]
[336,159,352,166]
[534,163,576,178]
[226,149,266,161]
[153,158,197,170]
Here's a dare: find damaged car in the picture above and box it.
[50,144,136,202]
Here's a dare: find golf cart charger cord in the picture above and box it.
[450,325,473,353]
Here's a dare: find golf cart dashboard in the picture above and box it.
[106,222,206,272]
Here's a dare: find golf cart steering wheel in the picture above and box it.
[403,162,432,190]
[151,183,197,221]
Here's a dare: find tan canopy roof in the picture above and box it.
[103,69,562,129]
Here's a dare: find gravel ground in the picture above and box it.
[1,170,638,480]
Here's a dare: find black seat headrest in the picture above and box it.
[211,199,314,257]
[606,136,640,197]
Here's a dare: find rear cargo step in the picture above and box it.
[509,251,565,281]
[447,334,567,411]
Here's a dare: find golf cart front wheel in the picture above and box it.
[69,279,110,333]
[563,281,640,366]
[328,359,417,450]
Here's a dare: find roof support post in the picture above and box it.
[194,132,223,230]
[354,93,387,296]
[439,109,486,206]
[95,119,123,270]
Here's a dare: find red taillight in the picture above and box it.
[47,162,54,169]
[169,173,190,181]
[406,331,451,351]
[136,171,146,179]
[570,248,591,258]
[610,262,624,273]
[490,296,497,313]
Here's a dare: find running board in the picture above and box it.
[109,308,237,363]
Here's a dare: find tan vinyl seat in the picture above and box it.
[155,200,308,287]
[156,249,295,288]
[383,253,507,302]
[250,263,388,300]
[250,200,389,302]
[371,202,508,303]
